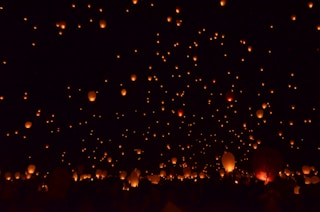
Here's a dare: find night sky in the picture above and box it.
[0,0,319,177]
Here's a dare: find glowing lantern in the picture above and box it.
[119,171,127,180]
[219,169,225,178]
[27,164,36,174]
[131,74,137,81]
[177,109,184,117]
[199,172,205,179]
[88,91,97,102]
[220,0,226,6]
[294,185,300,194]
[252,147,283,184]
[167,16,172,23]
[4,172,12,181]
[95,169,102,179]
[128,170,139,187]
[101,170,107,179]
[25,121,32,129]
[160,170,166,177]
[171,157,177,165]
[302,165,311,175]
[14,172,21,180]
[305,177,311,184]
[183,167,192,178]
[72,172,78,181]
[262,103,267,109]
[225,91,234,102]
[221,152,235,172]
[256,109,264,119]
[311,176,320,184]
[121,88,127,96]
[132,0,138,4]
[148,175,160,184]
[99,20,107,29]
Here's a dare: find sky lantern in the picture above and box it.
[219,169,225,178]
[252,147,283,184]
[221,152,236,172]
[177,109,184,117]
[294,186,300,195]
[160,170,166,177]
[220,0,226,7]
[199,172,205,179]
[88,91,97,102]
[148,174,160,184]
[25,121,32,129]
[121,88,127,96]
[305,177,311,184]
[4,172,12,181]
[225,91,234,102]
[119,171,127,180]
[183,167,192,178]
[95,169,102,179]
[128,170,139,187]
[262,103,267,109]
[27,164,36,174]
[256,109,264,119]
[14,172,21,180]
[131,74,137,81]
[311,176,320,184]
[302,165,311,175]
[99,20,107,28]
[132,0,138,4]
[171,157,177,165]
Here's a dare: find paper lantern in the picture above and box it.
[27,164,36,174]
[199,172,205,179]
[171,157,177,165]
[148,175,160,184]
[95,169,102,179]
[160,170,166,177]
[262,103,267,109]
[99,20,107,29]
[183,167,191,178]
[131,74,137,81]
[177,109,184,117]
[119,171,127,180]
[256,109,264,119]
[302,165,311,175]
[294,185,300,194]
[25,121,32,129]
[88,91,97,102]
[121,88,127,96]
[225,91,234,102]
[311,176,320,184]
[4,172,12,181]
[221,152,236,172]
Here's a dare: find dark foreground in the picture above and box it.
[0,177,319,212]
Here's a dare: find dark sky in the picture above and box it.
[0,0,319,174]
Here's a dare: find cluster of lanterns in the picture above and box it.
[3,164,37,181]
